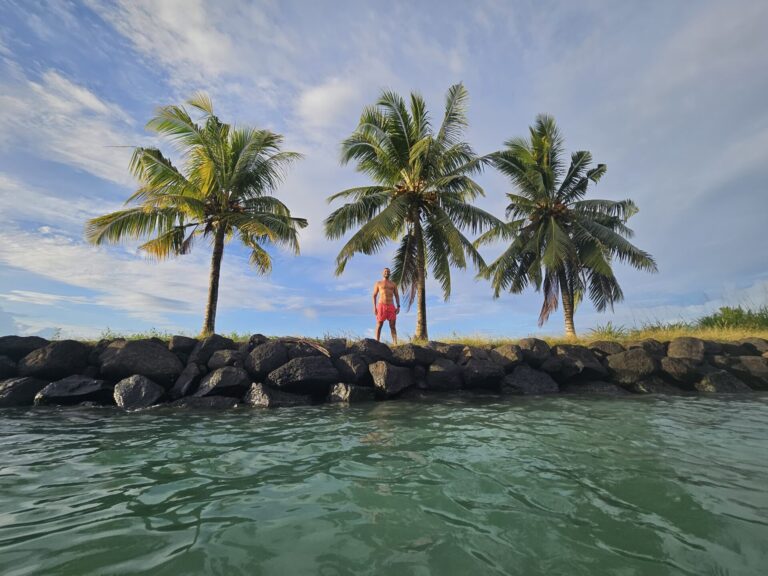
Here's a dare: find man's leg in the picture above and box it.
[389,319,398,345]
[375,321,384,342]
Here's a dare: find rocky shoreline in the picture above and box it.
[1,334,767,410]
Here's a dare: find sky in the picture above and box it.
[0,0,766,341]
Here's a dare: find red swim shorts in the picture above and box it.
[376,303,398,323]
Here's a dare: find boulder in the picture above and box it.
[237,334,269,356]
[425,358,463,391]
[286,340,324,360]
[0,377,48,407]
[459,346,490,364]
[168,396,239,409]
[328,383,376,403]
[194,367,252,398]
[489,344,523,372]
[695,371,752,393]
[245,341,288,379]
[267,356,340,395]
[208,349,243,370]
[560,381,630,395]
[0,355,16,379]
[369,361,414,397]
[625,339,666,357]
[350,339,394,363]
[413,365,427,388]
[667,337,706,362]
[99,339,183,387]
[727,356,768,390]
[34,375,114,406]
[322,338,349,358]
[627,376,685,395]
[540,356,581,383]
[763,351,768,360]
[391,344,437,367]
[168,335,198,355]
[18,340,91,380]
[552,345,607,379]
[702,340,722,355]
[244,383,312,407]
[720,341,759,356]
[187,334,237,365]
[737,337,768,354]
[501,365,558,395]
[516,338,551,366]
[588,341,626,357]
[660,357,712,385]
[88,338,114,365]
[710,355,734,370]
[0,335,49,361]
[462,358,505,389]
[606,348,659,384]
[425,341,464,362]
[169,363,205,399]
[333,354,371,385]
[114,375,165,409]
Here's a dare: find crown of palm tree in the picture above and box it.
[478,114,657,329]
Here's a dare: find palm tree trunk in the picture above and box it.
[560,282,576,338]
[414,221,428,341]
[202,224,226,336]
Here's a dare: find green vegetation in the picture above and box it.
[325,84,501,341]
[85,94,306,336]
[478,115,657,338]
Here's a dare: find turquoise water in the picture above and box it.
[1,395,767,576]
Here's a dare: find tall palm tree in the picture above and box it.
[86,94,307,335]
[478,115,657,338]
[325,84,500,340]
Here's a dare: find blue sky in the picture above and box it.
[0,0,766,340]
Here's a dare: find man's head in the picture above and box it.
[382,267,390,279]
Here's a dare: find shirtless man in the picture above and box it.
[373,268,400,345]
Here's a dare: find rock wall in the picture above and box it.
[1,334,767,409]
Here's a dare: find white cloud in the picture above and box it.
[297,77,362,132]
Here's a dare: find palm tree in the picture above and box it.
[478,115,657,338]
[325,84,501,341]
[86,94,307,335]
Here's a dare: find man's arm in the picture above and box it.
[394,284,401,313]
[372,283,379,315]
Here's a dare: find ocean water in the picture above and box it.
[1,395,767,575]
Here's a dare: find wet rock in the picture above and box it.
[625,339,666,357]
[114,375,165,409]
[244,383,312,407]
[0,335,49,361]
[560,381,630,395]
[727,356,768,390]
[350,339,393,363]
[660,357,712,385]
[34,375,114,406]
[391,344,437,367]
[333,354,371,385]
[169,363,205,399]
[0,355,16,379]
[425,358,463,391]
[606,348,659,384]
[18,340,91,380]
[0,377,48,407]
[667,337,706,362]
[169,335,198,355]
[552,345,607,379]
[187,334,237,365]
[369,361,414,397]
[245,341,288,379]
[627,377,685,395]
[462,358,504,389]
[328,383,376,403]
[588,341,626,357]
[194,367,252,398]
[267,356,340,395]
[516,338,551,366]
[489,344,523,372]
[99,339,183,387]
[695,371,752,393]
[168,396,239,409]
[501,365,558,395]
[208,349,243,370]
[425,341,464,362]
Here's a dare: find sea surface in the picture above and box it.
[1,395,767,576]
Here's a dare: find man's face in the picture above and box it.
[383,268,390,279]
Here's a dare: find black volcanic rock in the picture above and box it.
[334,353,371,385]
[695,371,752,393]
[187,334,237,365]
[516,338,551,366]
[18,340,91,380]
[114,375,165,409]
[328,383,376,403]
[34,375,114,406]
[369,361,414,397]
[0,336,49,361]
[0,355,16,379]
[194,367,252,398]
[606,348,659,384]
[244,383,312,408]
[170,363,205,399]
[0,377,48,407]
[501,365,558,395]
[425,358,463,391]
[267,356,339,395]
[99,339,183,387]
[245,341,288,379]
